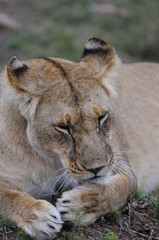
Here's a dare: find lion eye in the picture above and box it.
[54,125,70,135]
[98,113,109,127]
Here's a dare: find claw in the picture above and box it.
[62,200,71,204]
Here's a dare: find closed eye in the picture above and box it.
[54,125,70,135]
[98,113,109,127]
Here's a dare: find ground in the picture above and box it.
[0,0,159,239]
[1,191,159,239]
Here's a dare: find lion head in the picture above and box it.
[7,37,118,182]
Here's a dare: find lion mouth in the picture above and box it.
[80,175,103,185]
[90,175,101,180]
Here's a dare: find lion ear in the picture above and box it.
[7,56,30,90]
[80,37,116,77]
[80,37,119,96]
[7,56,41,95]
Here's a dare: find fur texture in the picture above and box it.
[0,37,158,239]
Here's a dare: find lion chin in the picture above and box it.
[0,36,158,239]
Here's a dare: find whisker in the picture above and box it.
[114,151,139,157]
[55,173,71,194]
[112,155,134,179]
[55,174,74,200]
[35,171,68,199]
[59,176,74,193]
[35,168,67,198]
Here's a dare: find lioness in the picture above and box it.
[0,37,159,239]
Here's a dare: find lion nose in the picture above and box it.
[87,166,105,175]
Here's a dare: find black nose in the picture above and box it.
[88,166,105,175]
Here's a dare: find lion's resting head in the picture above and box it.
[7,37,118,181]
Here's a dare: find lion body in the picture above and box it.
[0,37,158,239]
[113,63,159,192]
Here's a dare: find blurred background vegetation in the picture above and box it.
[0,0,159,70]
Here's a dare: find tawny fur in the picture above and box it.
[0,37,158,239]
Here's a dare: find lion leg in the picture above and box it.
[56,173,136,224]
[0,187,63,239]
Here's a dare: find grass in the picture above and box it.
[133,188,144,200]
[57,231,81,240]
[155,189,159,218]
[105,231,118,240]
[56,207,83,240]
[1,0,159,70]
[74,207,84,232]
[108,209,122,223]
[0,218,31,240]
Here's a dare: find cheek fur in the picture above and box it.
[53,131,72,147]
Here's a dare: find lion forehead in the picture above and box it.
[36,78,110,125]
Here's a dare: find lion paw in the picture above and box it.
[20,199,63,239]
[56,187,100,225]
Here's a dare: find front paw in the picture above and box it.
[19,199,63,239]
[56,186,103,225]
